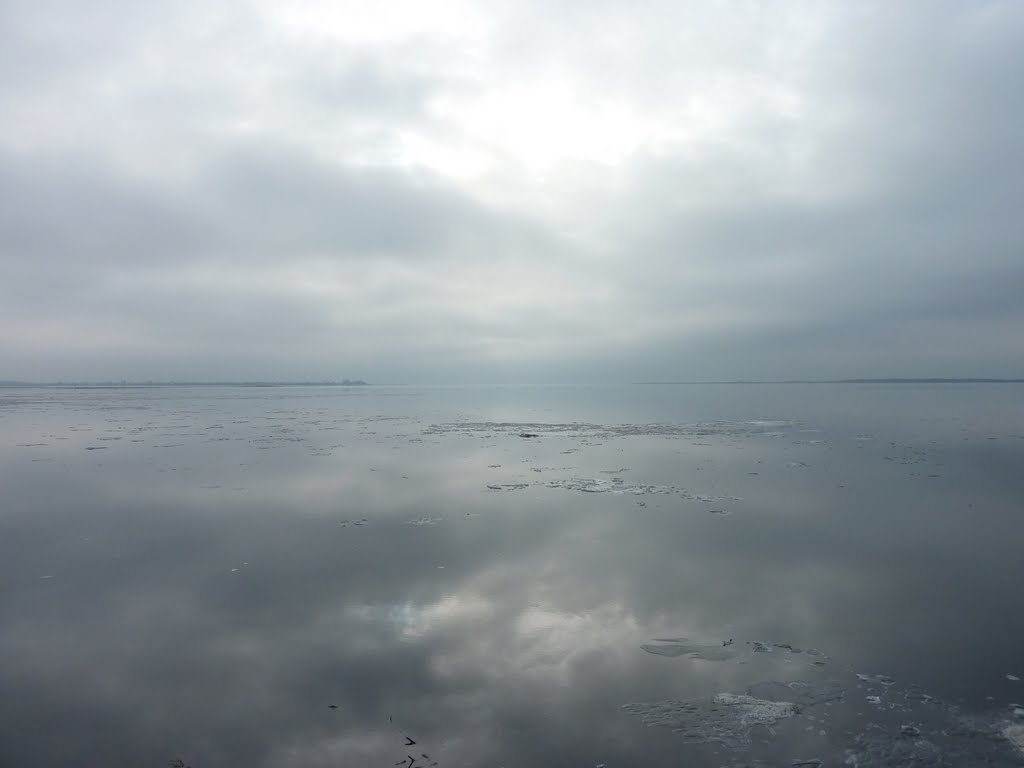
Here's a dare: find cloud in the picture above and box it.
[1,0,1021,381]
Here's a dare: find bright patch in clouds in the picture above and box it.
[428,84,655,174]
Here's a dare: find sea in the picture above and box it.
[1,382,1022,767]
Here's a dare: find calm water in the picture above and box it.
[1,383,1022,767]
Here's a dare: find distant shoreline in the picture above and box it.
[0,380,371,388]
[634,378,1024,385]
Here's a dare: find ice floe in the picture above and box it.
[641,637,828,665]
[631,634,1024,765]
[424,420,794,440]
[622,693,799,748]
[546,477,740,502]
[642,637,740,661]
[746,679,844,708]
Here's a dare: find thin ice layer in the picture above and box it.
[1005,724,1024,757]
[424,420,793,439]
[623,693,799,748]
[641,638,740,661]
[746,679,845,708]
[641,638,828,665]
[544,477,740,501]
[844,720,1024,768]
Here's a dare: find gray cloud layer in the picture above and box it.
[2,0,1022,382]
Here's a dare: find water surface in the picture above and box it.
[1,383,1022,766]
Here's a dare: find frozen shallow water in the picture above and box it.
[1,382,1022,766]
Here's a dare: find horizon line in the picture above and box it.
[2,377,1024,388]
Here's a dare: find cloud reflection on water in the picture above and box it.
[0,385,1022,765]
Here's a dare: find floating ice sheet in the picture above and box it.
[628,680,1024,765]
[546,477,740,502]
[634,635,1023,766]
[1005,724,1024,756]
[547,477,683,496]
[642,638,740,661]
[424,420,793,440]
[622,694,799,748]
[856,673,897,687]
[844,726,946,768]
[746,680,844,708]
[844,720,1024,767]
[642,638,828,665]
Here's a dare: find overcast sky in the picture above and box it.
[1,0,1021,383]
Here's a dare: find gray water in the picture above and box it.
[1,383,1022,767]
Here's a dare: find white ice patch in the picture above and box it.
[404,516,442,526]
[1005,724,1024,756]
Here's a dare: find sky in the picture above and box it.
[1,0,1022,384]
